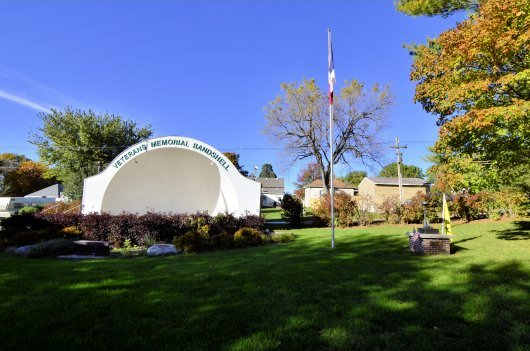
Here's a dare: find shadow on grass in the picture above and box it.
[0,230,528,351]
[494,220,530,240]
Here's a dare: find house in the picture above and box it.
[303,179,357,208]
[357,177,431,210]
[253,177,285,207]
[0,184,64,218]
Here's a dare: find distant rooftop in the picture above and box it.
[305,179,357,189]
[253,177,285,194]
[366,177,430,186]
[24,184,63,198]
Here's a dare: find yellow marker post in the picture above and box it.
[442,194,453,240]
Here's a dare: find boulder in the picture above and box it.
[15,244,38,256]
[147,244,179,256]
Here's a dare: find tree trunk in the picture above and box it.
[321,167,331,195]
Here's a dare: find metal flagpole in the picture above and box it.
[328,29,335,249]
[330,102,335,249]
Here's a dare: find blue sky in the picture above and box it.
[0,1,463,192]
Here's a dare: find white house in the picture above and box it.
[252,177,284,207]
[303,179,358,208]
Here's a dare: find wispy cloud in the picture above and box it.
[0,64,90,112]
[0,88,51,113]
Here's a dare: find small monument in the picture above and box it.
[408,199,452,255]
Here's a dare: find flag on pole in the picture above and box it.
[442,194,453,238]
[328,29,336,105]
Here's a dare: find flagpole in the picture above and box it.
[330,101,335,249]
[328,28,335,249]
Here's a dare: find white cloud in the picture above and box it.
[0,88,51,113]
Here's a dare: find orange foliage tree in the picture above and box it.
[1,161,56,197]
[411,0,530,182]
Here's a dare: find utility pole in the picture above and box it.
[389,137,407,203]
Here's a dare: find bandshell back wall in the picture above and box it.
[82,136,261,216]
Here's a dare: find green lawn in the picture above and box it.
[1,220,529,350]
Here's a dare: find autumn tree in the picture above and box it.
[30,108,153,199]
[1,161,56,196]
[259,163,277,178]
[293,163,321,198]
[396,0,480,17]
[379,162,425,179]
[409,0,530,191]
[339,170,367,187]
[0,153,30,194]
[223,152,249,176]
[264,79,392,195]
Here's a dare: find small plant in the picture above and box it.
[143,233,157,247]
[271,232,296,243]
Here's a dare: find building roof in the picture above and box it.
[253,178,285,194]
[365,177,430,186]
[24,183,63,198]
[305,179,357,189]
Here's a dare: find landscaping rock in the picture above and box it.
[147,244,179,256]
[15,244,38,256]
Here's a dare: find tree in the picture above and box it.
[379,163,425,178]
[223,152,249,176]
[396,0,480,17]
[339,170,367,186]
[30,108,153,199]
[1,161,56,196]
[0,153,30,194]
[264,79,393,195]
[293,163,321,198]
[410,0,530,185]
[259,163,277,178]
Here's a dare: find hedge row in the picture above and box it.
[0,212,266,249]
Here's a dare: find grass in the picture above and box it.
[1,219,529,350]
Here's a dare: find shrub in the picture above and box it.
[378,196,400,223]
[60,226,82,237]
[313,191,359,227]
[173,229,210,253]
[5,211,272,251]
[210,231,235,250]
[238,213,267,231]
[400,192,428,224]
[452,190,487,222]
[281,194,303,227]
[233,227,265,247]
[271,232,296,243]
[79,213,112,241]
[18,206,42,215]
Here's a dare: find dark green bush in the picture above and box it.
[173,230,211,253]
[281,194,303,227]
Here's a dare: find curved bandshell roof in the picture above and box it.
[82,136,261,216]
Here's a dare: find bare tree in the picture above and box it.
[264,79,393,194]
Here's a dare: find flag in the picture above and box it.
[411,227,420,242]
[328,29,336,105]
[442,194,453,237]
